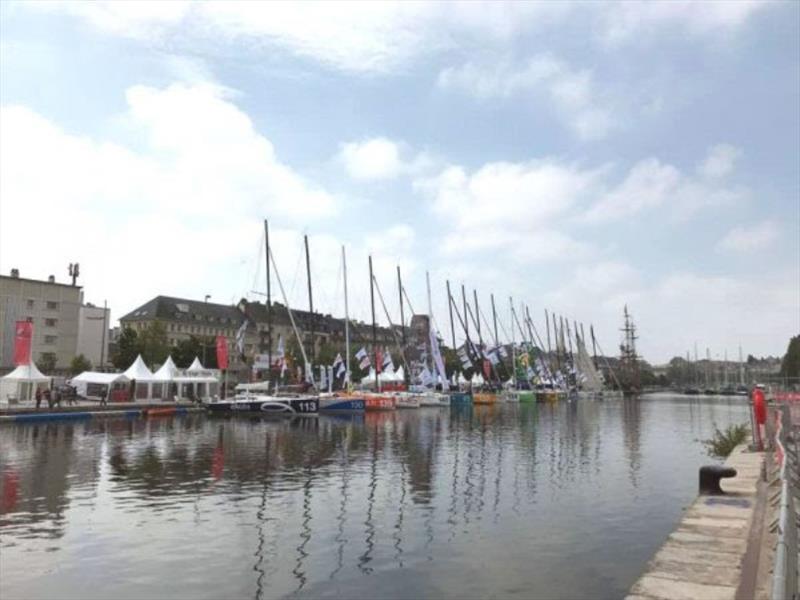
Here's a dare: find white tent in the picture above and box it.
[70,371,131,401]
[152,356,181,401]
[395,365,405,383]
[457,372,469,386]
[124,354,156,400]
[0,363,51,405]
[379,366,398,383]
[473,373,485,386]
[175,356,219,402]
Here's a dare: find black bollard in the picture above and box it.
[699,465,737,495]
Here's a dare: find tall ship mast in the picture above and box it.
[619,305,641,396]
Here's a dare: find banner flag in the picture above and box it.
[482,359,491,379]
[274,335,285,361]
[356,347,371,370]
[13,321,33,366]
[215,335,229,370]
[382,347,394,372]
[235,320,248,356]
[429,327,448,387]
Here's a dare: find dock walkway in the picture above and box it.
[627,445,765,600]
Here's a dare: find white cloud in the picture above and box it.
[437,55,615,140]
[29,1,770,74]
[338,138,403,181]
[542,263,798,363]
[583,145,746,223]
[698,143,741,179]
[31,1,568,74]
[600,1,771,45]
[0,83,340,324]
[716,220,780,254]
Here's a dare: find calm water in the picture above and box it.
[0,395,748,600]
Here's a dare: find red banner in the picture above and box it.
[13,321,33,366]
[483,359,491,379]
[216,335,229,370]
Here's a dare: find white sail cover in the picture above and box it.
[575,338,603,392]
[124,355,155,380]
[154,356,181,380]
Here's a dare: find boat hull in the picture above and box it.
[207,396,319,415]
[473,392,497,404]
[319,395,365,411]
[365,394,396,411]
[449,391,472,404]
[395,394,421,409]
[517,391,535,403]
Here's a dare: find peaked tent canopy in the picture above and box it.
[186,357,205,372]
[0,362,52,404]
[154,356,181,381]
[124,355,155,381]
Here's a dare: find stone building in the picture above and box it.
[76,303,111,368]
[0,269,82,371]
[120,294,408,375]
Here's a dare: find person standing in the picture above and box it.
[35,387,42,410]
[100,387,108,407]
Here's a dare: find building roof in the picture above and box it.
[0,274,82,290]
[120,295,245,327]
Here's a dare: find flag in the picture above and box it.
[482,359,491,379]
[429,327,448,386]
[319,365,327,390]
[375,347,383,374]
[13,321,33,366]
[235,320,248,357]
[333,353,346,378]
[356,347,370,370]
[215,335,229,370]
[498,345,508,359]
[382,347,394,372]
[487,348,500,366]
[457,346,471,369]
[274,335,285,361]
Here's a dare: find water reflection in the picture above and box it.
[1,395,750,600]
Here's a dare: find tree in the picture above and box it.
[172,336,203,368]
[780,335,800,379]
[70,354,92,375]
[112,327,140,369]
[139,321,169,367]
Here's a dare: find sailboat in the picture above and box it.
[319,245,367,412]
[207,222,319,416]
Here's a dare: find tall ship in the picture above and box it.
[618,306,641,397]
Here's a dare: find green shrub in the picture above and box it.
[703,423,750,458]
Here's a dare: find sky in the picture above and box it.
[0,1,798,364]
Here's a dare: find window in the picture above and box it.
[46,301,58,310]
[44,335,57,345]
[169,323,175,331]
[45,318,57,327]
[26,299,34,309]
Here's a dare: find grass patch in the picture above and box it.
[703,423,750,459]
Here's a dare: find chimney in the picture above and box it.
[48,275,55,283]
[10,268,19,278]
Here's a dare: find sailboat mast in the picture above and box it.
[490,293,499,348]
[545,309,552,357]
[473,290,483,349]
[447,280,457,351]
[510,297,516,386]
[264,219,272,385]
[426,271,435,379]
[590,324,598,367]
[397,266,406,350]
[268,246,314,390]
[739,345,745,385]
[342,246,350,386]
[304,234,315,369]
[369,256,379,390]
[461,285,469,340]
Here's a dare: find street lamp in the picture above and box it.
[203,295,211,364]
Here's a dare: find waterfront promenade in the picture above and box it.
[627,445,766,600]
